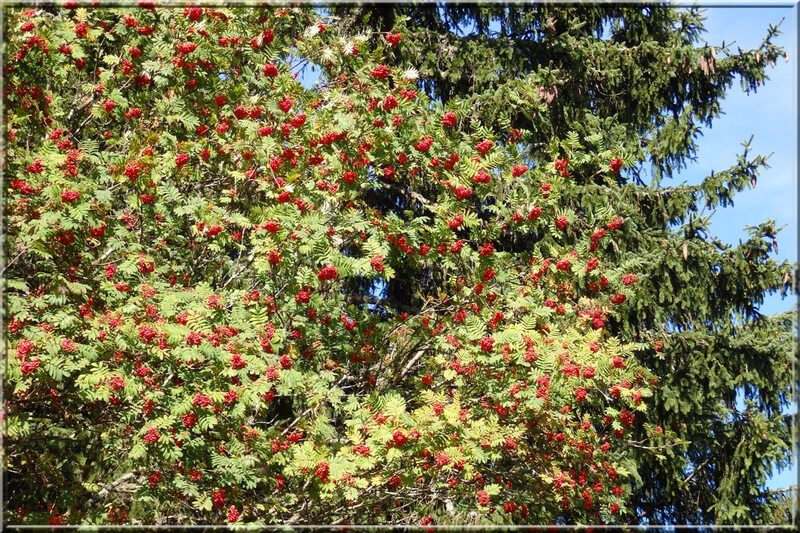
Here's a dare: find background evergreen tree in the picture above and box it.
[331,2,797,525]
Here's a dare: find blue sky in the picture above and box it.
[681,5,797,492]
[684,5,797,318]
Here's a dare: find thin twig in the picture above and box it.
[683,457,710,484]
[1,249,27,276]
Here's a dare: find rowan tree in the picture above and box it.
[2,2,795,527]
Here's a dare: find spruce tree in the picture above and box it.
[331,2,797,525]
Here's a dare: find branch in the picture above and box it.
[91,246,117,267]
[346,293,420,314]
[84,471,139,509]
[281,408,313,436]
[624,440,687,451]
[1,248,27,276]
[684,458,710,484]
[377,181,432,208]
[222,250,255,289]
[66,95,96,125]
[398,340,432,380]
